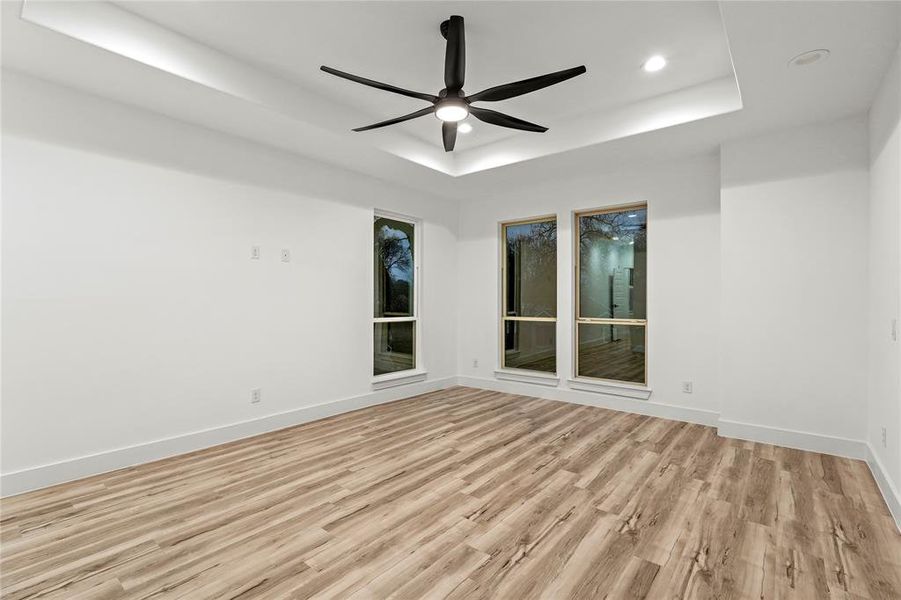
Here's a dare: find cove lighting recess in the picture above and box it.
[642,55,667,73]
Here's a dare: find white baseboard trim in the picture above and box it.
[865,443,901,532]
[456,375,718,427]
[0,376,457,498]
[716,418,867,460]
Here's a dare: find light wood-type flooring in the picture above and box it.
[2,387,900,599]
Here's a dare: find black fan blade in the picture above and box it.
[469,107,547,132]
[442,121,457,152]
[352,107,435,132]
[444,15,465,91]
[321,66,438,103]
[467,66,586,103]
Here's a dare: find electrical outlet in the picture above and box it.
[280,249,291,263]
[882,427,888,448]
[681,381,693,394]
[472,358,479,368]
[250,245,261,260]
[251,388,262,404]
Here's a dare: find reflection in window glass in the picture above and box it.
[374,217,414,318]
[505,221,557,318]
[577,323,646,383]
[503,320,556,373]
[373,213,417,377]
[576,206,647,384]
[374,321,416,376]
[501,217,558,374]
[578,209,646,320]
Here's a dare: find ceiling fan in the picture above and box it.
[320,15,587,152]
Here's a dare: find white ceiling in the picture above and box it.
[2,1,899,198]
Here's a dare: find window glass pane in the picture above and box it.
[505,220,557,318]
[374,321,415,375]
[374,217,414,318]
[503,320,556,373]
[577,323,646,384]
[578,208,646,319]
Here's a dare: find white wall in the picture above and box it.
[1,72,459,490]
[867,43,901,507]
[455,118,876,461]
[2,66,898,528]
[720,117,870,448]
[457,154,722,422]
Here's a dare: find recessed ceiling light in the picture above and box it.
[457,122,472,134]
[642,55,667,73]
[788,49,830,68]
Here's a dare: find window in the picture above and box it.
[501,217,557,373]
[575,205,647,384]
[374,214,417,376]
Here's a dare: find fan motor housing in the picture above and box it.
[438,88,467,99]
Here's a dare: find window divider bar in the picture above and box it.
[373,316,417,323]
[576,318,646,325]
[503,316,557,322]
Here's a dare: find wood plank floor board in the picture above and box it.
[2,386,898,599]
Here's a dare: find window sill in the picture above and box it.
[495,369,560,387]
[567,378,652,400]
[372,369,428,390]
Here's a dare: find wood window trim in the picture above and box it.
[573,203,648,386]
[372,211,423,384]
[499,215,558,375]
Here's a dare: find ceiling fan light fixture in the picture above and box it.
[435,99,469,122]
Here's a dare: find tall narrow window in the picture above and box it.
[374,214,417,376]
[575,205,647,384]
[501,217,557,373]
